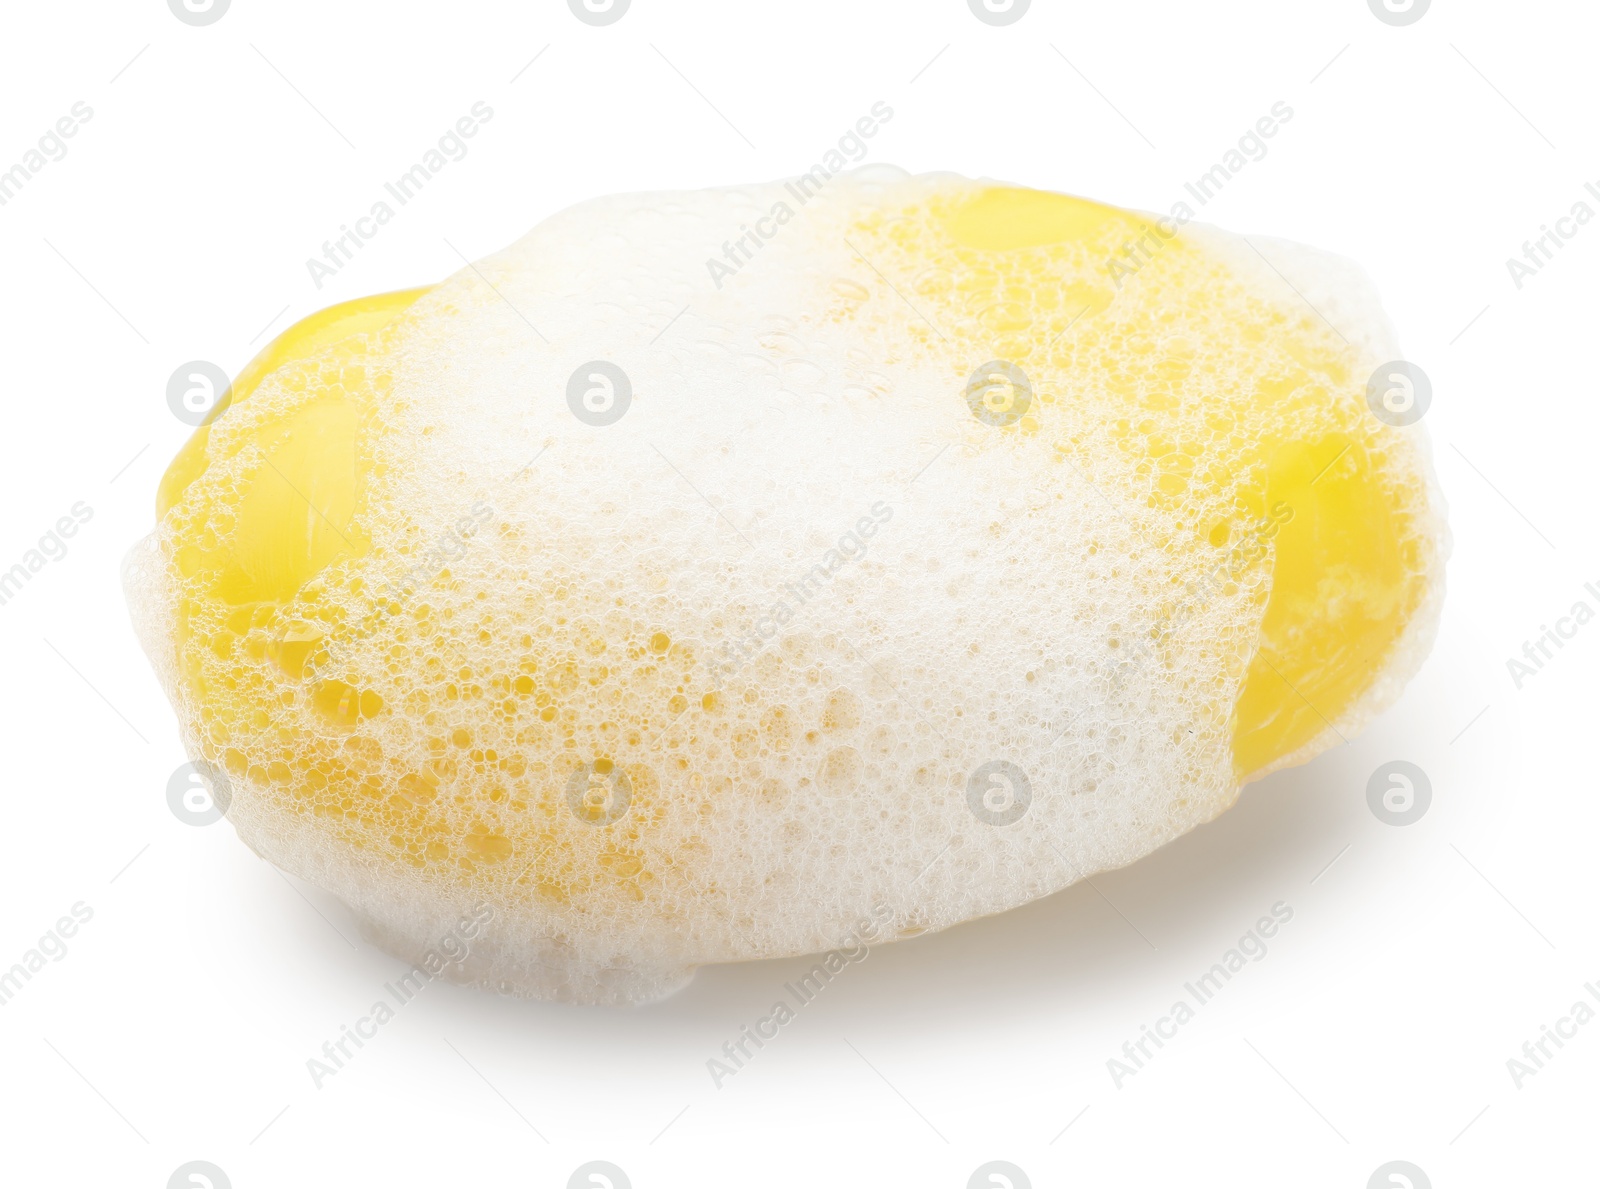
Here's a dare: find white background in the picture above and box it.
[1,0,1595,1185]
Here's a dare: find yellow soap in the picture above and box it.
[130,171,1445,1004]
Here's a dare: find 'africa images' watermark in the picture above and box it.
[1368,0,1429,26]
[708,501,893,687]
[1104,101,1294,290]
[1504,181,1600,291]
[168,1162,231,1189]
[967,760,1033,827]
[1106,901,1294,1088]
[0,902,95,1008]
[706,903,893,1088]
[1504,979,1600,1089]
[301,500,496,686]
[568,0,628,26]
[1367,761,1431,826]
[705,101,894,290]
[306,102,496,290]
[0,101,94,209]
[306,903,494,1088]
[1503,580,1600,689]
[169,0,229,26]
[1366,361,1430,427]
[1109,499,1293,694]
[0,502,94,612]
[567,361,632,426]
[167,360,232,426]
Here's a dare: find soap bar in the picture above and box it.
[126,168,1445,1004]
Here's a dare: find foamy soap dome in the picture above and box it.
[127,169,1446,1004]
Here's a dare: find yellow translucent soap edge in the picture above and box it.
[156,215,1415,788]
[940,186,1418,779]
